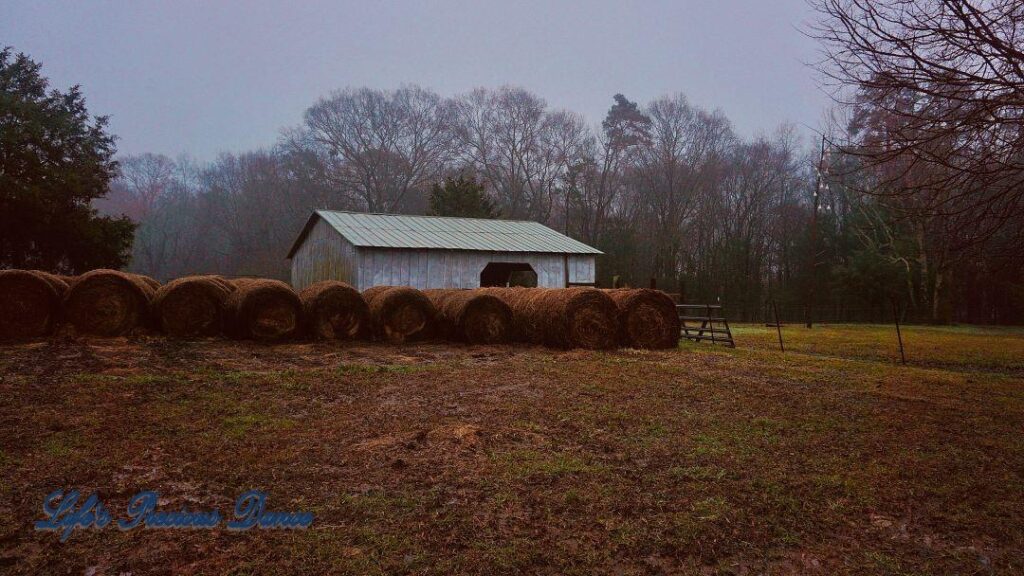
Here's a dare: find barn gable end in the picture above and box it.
[290,217,360,291]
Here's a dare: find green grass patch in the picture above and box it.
[335,363,427,375]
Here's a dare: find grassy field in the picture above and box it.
[1,325,1023,574]
[733,322,1024,374]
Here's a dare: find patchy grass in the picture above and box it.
[0,331,1022,574]
[733,322,1024,373]
[335,362,429,375]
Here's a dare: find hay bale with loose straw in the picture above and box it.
[225,278,302,341]
[480,287,618,349]
[208,276,235,293]
[36,271,70,298]
[133,274,161,292]
[150,275,236,337]
[299,280,369,340]
[63,269,156,336]
[424,289,512,344]
[604,289,681,349]
[476,287,546,344]
[362,286,436,343]
[0,270,69,341]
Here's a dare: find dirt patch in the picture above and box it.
[2,334,1023,574]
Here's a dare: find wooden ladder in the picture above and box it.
[677,304,735,348]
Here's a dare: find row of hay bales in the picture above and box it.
[0,269,681,349]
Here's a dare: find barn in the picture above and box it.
[287,210,602,292]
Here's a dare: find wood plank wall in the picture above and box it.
[291,220,597,291]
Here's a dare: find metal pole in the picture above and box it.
[892,299,906,365]
[773,300,785,353]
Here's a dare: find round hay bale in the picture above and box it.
[63,269,156,336]
[207,276,236,293]
[225,278,302,341]
[0,270,68,341]
[133,274,161,292]
[476,287,546,344]
[151,275,235,337]
[605,289,681,349]
[362,286,436,343]
[35,271,71,299]
[299,280,369,340]
[424,289,512,344]
[481,287,618,349]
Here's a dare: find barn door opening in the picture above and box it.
[480,263,537,287]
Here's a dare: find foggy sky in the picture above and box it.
[2,0,830,159]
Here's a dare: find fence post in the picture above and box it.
[707,303,716,344]
[773,300,785,353]
[892,299,906,365]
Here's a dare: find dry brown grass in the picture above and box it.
[1,327,1022,574]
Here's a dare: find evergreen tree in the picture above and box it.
[602,93,651,149]
[428,175,499,219]
[0,48,134,272]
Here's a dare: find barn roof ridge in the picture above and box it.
[315,208,542,225]
[286,210,603,258]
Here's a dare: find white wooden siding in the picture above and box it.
[291,226,597,291]
[568,254,595,284]
[352,248,594,291]
[290,218,359,291]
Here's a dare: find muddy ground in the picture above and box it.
[1,329,1022,574]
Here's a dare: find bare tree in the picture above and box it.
[301,86,454,213]
[632,94,735,288]
[811,0,1024,243]
[97,153,177,221]
[453,87,582,221]
[567,95,652,245]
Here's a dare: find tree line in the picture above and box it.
[93,82,1022,324]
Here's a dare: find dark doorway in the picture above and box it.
[480,263,538,287]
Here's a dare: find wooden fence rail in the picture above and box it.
[677,304,735,348]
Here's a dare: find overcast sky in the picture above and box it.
[2,0,831,159]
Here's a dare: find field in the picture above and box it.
[1,324,1023,575]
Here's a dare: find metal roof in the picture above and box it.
[287,210,603,257]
